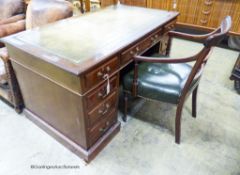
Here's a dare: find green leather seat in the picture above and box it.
[123,56,195,104]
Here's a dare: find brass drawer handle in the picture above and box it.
[99,121,110,133]
[136,46,140,52]
[105,66,111,72]
[154,34,159,39]
[97,71,103,77]
[202,10,210,15]
[130,50,135,55]
[200,19,208,24]
[98,91,108,99]
[167,24,174,30]
[204,0,213,6]
[98,103,110,115]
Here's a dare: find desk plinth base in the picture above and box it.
[24,109,121,163]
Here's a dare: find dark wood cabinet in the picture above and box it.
[123,0,240,36]
[120,0,147,7]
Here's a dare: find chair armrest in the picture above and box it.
[0,20,25,38]
[0,14,25,25]
[134,55,197,63]
[169,28,221,41]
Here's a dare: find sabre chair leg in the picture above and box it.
[175,103,184,144]
[123,92,128,122]
[192,86,198,118]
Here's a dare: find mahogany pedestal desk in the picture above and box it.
[2,5,178,162]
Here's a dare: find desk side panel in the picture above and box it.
[11,61,88,149]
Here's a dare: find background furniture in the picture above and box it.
[0,0,73,112]
[83,0,117,12]
[120,0,240,36]
[2,5,178,162]
[0,0,26,111]
[122,16,232,144]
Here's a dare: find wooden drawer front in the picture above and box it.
[164,20,176,33]
[84,57,119,90]
[85,75,118,111]
[88,110,117,146]
[121,29,162,65]
[87,90,118,128]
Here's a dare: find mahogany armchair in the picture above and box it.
[122,16,232,144]
[0,0,73,112]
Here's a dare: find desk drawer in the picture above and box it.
[164,20,176,33]
[83,57,119,90]
[88,109,117,146]
[85,75,118,111]
[121,29,162,65]
[87,90,118,128]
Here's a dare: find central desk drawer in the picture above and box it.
[121,29,162,65]
[85,75,118,111]
[83,57,119,91]
[87,90,118,127]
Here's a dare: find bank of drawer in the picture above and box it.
[83,57,119,90]
[121,29,162,65]
[85,75,118,111]
[163,20,176,33]
[87,90,118,127]
[88,110,117,146]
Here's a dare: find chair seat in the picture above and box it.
[123,56,194,104]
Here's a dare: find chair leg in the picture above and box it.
[192,86,198,118]
[123,92,128,122]
[175,102,184,144]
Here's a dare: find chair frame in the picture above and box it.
[123,16,232,144]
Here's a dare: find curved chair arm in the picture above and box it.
[0,20,25,38]
[168,28,221,41]
[134,54,198,64]
[0,14,25,25]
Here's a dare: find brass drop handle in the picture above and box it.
[99,121,110,133]
[204,0,213,6]
[202,10,210,15]
[136,46,140,52]
[97,71,103,78]
[167,25,174,30]
[98,103,110,115]
[200,19,208,24]
[130,50,135,55]
[98,91,108,99]
[106,66,111,72]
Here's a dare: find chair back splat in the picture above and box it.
[181,16,232,101]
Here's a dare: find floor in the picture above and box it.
[0,39,239,175]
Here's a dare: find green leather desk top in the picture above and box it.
[2,4,178,75]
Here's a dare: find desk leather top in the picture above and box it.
[2,4,178,75]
